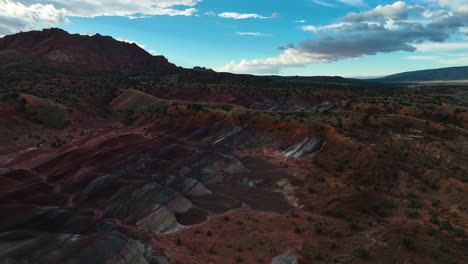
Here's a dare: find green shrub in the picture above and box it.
[314,252,323,260]
[440,221,452,231]
[355,246,369,259]
[403,237,414,250]
[235,256,244,263]
[455,228,466,238]
[294,226,302,234]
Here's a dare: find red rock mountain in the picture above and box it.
[0,28,178,73]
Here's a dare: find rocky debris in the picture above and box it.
[271,252,299,264]
[282,137,323,158]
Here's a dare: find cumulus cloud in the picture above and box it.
[438,0,468,12]
[340,1,425,23]
[16,0,201,17]
[0,0,201,35]
[0,0,67,35]
[236,32,272,37]
[218,1,468,74]
[302,22,384,35]
[218,12,279,19]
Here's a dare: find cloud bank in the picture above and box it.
[218,1,468,74]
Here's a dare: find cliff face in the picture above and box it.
[0,28,177,73]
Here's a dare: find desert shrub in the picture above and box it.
[409,200,422,209]
[455,228,466,238]
[362,115,371,126]
[334,232,343,238]
[355,246,369,259]
[314,252,323,260]
[314,225,323,234]
[427,228,436,236]
[438,244,449,253]
[403,237,414,250]
[440,221,452,231]
[407,211,420,218]
[294,226,302,234]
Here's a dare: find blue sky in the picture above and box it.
[1,0,468,77]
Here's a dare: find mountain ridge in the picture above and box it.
[378,65,468,82]
[0,28,178,73]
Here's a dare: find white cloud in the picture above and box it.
[413,42,468,51]
[311,0,336,8]
[343,71,397,79]
[116,37,146,49]
[218,12,279,19]
[404,55,439,60]
[217,48,332,74]
[0,0,202,35]
[438,0,468,12]
[340,1,425,22]
[312,0,365,7]
[296,20,307,23]
[15,1,201,17]
[336,0,365,6]
[236,32,272,37]
[302,23,350,35]
[439,56,468,64]
[0,0,67,35]
[218,0,468,75]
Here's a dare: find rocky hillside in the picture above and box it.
[0,29,467,264]
[0,28,177,73]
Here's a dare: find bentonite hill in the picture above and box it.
[0,29,467,264]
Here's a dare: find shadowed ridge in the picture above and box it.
[0,28,178,73]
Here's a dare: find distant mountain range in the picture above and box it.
[378,66,468,82]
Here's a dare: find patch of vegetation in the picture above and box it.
[355,246,369,259]
[403,237,414,250]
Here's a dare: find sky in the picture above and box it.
[1,0,468,78]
